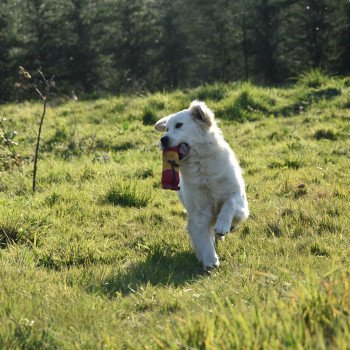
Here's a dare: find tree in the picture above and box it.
[0,0,349,100]
[109,0,159,92]
[0,2,16,101]
[156,0,192,88]
[250,0,282,83]
[65,0,100,93]
[304,0,328,68]
[337,1,350,74]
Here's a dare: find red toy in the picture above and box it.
[161,144,188,190]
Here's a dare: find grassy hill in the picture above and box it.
[0,71,349,349]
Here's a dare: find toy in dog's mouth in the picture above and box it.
[161,143,189,190]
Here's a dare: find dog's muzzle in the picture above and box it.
[160,136,170,148]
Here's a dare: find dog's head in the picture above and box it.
[154,101,215,149]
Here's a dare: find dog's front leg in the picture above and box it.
[215,194,248,236]
[188,211,219,268]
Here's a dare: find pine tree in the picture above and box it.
[338,1,350,74]
[156,0,192,88]
[110,0,159,92]
[250,0,282,83]
[0,3,13,101]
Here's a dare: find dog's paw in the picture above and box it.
[204,264,219,274]
[203,259,220,271]
[214,218,231,236]
[201,253,219,270]
[215,234,225,243]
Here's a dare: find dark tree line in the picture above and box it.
[0,0,349,101]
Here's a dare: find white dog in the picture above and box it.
[155,101,249,269]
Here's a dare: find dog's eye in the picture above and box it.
[175,123,183,129]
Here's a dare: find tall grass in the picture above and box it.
[157,269,350,349]
[297,68,332,88]
[104,182,152,208]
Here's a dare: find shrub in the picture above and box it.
[0,117,21,171]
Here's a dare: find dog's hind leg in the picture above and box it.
[188,210,219,268]
[215,194,249,236]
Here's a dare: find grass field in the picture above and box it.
[1,71,350,349]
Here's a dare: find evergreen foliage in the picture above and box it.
[0,0,349,100]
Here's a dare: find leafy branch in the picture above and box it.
[0,117,21,171]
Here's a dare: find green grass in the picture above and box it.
[0,72,349,349]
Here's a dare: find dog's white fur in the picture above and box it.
[155,101,249,268]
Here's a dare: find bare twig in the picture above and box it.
[32,69,54,193]
[34,85,45,100]
[32,96,47,192]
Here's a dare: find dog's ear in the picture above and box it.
[154,115,171,132]
[189,100,214,127]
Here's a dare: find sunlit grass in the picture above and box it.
[0,75,349,348]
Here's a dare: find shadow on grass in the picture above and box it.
[279,87,341,116]
[218,86,341,121]
[90,245,205,297]
[0,225,35,249]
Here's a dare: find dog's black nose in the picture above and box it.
[160,136,170,148]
